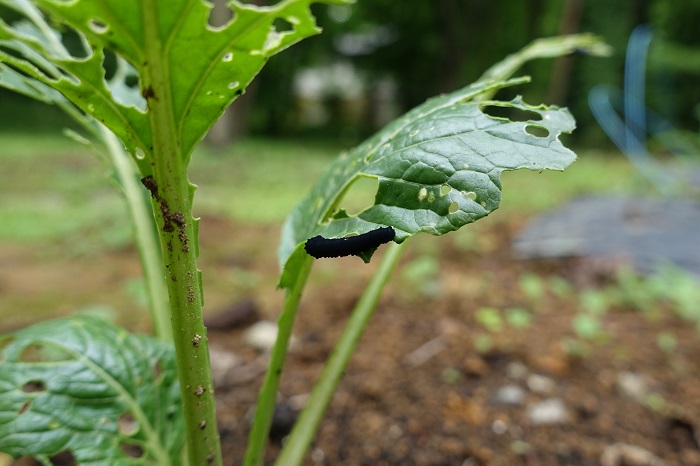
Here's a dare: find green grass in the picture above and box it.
[0,133,128,243]
[190,138,336,223]
[0,132,643,246]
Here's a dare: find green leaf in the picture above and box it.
[0,316,182,465]
[0,62,61,102]
[279,78,577,271]
[0,0,351,165]
[478,33,612,95]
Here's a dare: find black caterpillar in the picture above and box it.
[304,227,395,259]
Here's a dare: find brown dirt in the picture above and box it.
[3,214,700,466]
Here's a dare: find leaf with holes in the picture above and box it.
[0,0,349,167]
[278,77,576,280]
[0,316,182,465]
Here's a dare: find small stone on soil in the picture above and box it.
[527,398,568,425]
[491,384,526,406]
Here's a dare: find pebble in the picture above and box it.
[491,419,508,434]
[491,384,526,406]
[616,371,649,402]
[245,320,297,351]
[527,398,568,425]
[600,443,665,466]
[527,374,556,394]
[205,298,259,330]
[506,361,529,380]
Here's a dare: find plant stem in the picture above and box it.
[141,1,222,464]
[243,254,314,466]
[274,241,406,466]
[101,127,172,341]
[147,118,221,466]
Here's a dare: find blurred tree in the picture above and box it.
[547,0,584,105]
[6,0,699,147]
[248,0,567,142]
[570,0,648,145]
[648,0,700,129]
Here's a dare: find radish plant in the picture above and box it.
[0,1,609,464]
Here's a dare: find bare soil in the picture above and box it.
[3,214,700,466]
[203,216,700,466]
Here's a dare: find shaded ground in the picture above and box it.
[3,214,700,466]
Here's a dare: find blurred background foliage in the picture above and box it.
[1,0,699,148]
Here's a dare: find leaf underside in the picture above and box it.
[278,78,577,276]
[0,316,182,465]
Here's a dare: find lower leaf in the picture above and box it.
[0,315,183,465]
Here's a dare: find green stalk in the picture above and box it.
[100,126,172,341]
[274,241,406,466]
[244,254,314,466]
[141,1,221,464]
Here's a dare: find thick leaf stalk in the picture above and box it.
[244,254,314,466]
[138,7,220,463]
[145,159,218,466]
[275,241,406,466]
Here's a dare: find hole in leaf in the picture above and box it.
[135,147,146,160]
[525,125,549,138]
[328,175,379,219]
[418,187,428,202]
[481,104,542,122]
[102,49,119,81]
[125,74,139,88]
[121,443,144,458]
[228,81,239,90]
[208,0,233,28]
[440,184,451,196]
[18,401,31,415]
[88,18,108,34]
[22,380,46,393]
[222,52,233,62]
[273,17,294,33]
[448,201,459,214]
[59,27,89,59]
[49,450,77,466]
[118,413,139,436]
[463,191,477,201]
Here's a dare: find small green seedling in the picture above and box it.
[476,307,504,332]
[519,272,546,306]
[505,307,534,329]
[549,274,574,299]
[0,1,610,464]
